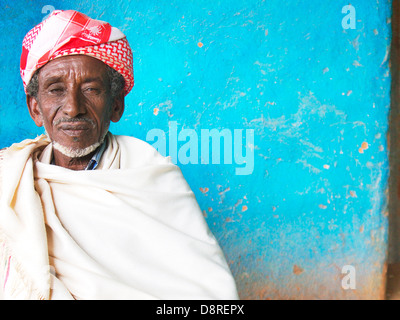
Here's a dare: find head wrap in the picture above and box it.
[20,10,134,95]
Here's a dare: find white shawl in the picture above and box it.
[0,133,238,300]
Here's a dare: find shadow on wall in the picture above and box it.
[387,0,400,300]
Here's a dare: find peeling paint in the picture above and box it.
[293,265,304,275]
[200,187,209,194]
[359,141,369,154]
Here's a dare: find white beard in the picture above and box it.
[51,139,103,158]
[39,109,110,159]
[45,129,109,159]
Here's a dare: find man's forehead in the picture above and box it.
[39,55,109,81]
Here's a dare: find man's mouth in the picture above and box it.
[55,118,96,137]
[59,123,91,137]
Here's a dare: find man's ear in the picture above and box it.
[110,91,125,123]
[26,95,43,127]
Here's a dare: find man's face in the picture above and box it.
[27,55,124,153]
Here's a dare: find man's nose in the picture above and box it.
[62,89,86,118]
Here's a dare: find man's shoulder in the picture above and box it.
[0,148,6,161]
[0,148,5,196]
[114,135,172,166]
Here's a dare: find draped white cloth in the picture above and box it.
[0,133,238,300]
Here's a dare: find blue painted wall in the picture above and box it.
[0,0,392,299]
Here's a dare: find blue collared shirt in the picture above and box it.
[85,141,107,170]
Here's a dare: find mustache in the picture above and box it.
[53,117,96,127]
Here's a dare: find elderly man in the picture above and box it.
[0,10,238,300]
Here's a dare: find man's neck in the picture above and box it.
[52,148,97,170]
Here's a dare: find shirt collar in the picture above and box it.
[84,141,107,170]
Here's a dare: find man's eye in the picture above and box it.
[49,87,64,94]
[84,87,100,94]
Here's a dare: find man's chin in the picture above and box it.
[52,140,102,158]
[45,130,109,158]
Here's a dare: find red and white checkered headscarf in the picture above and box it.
[20,10,134,96]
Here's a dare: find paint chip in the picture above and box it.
[242,205,248,212]
[153,108,159,116]
[323,164,330,170]
[293,265,304,275]
[200,187,209,194]
[197,42,204,48]
[319,204,327,209]
[361,142,368,149]
[359,141,369,153]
